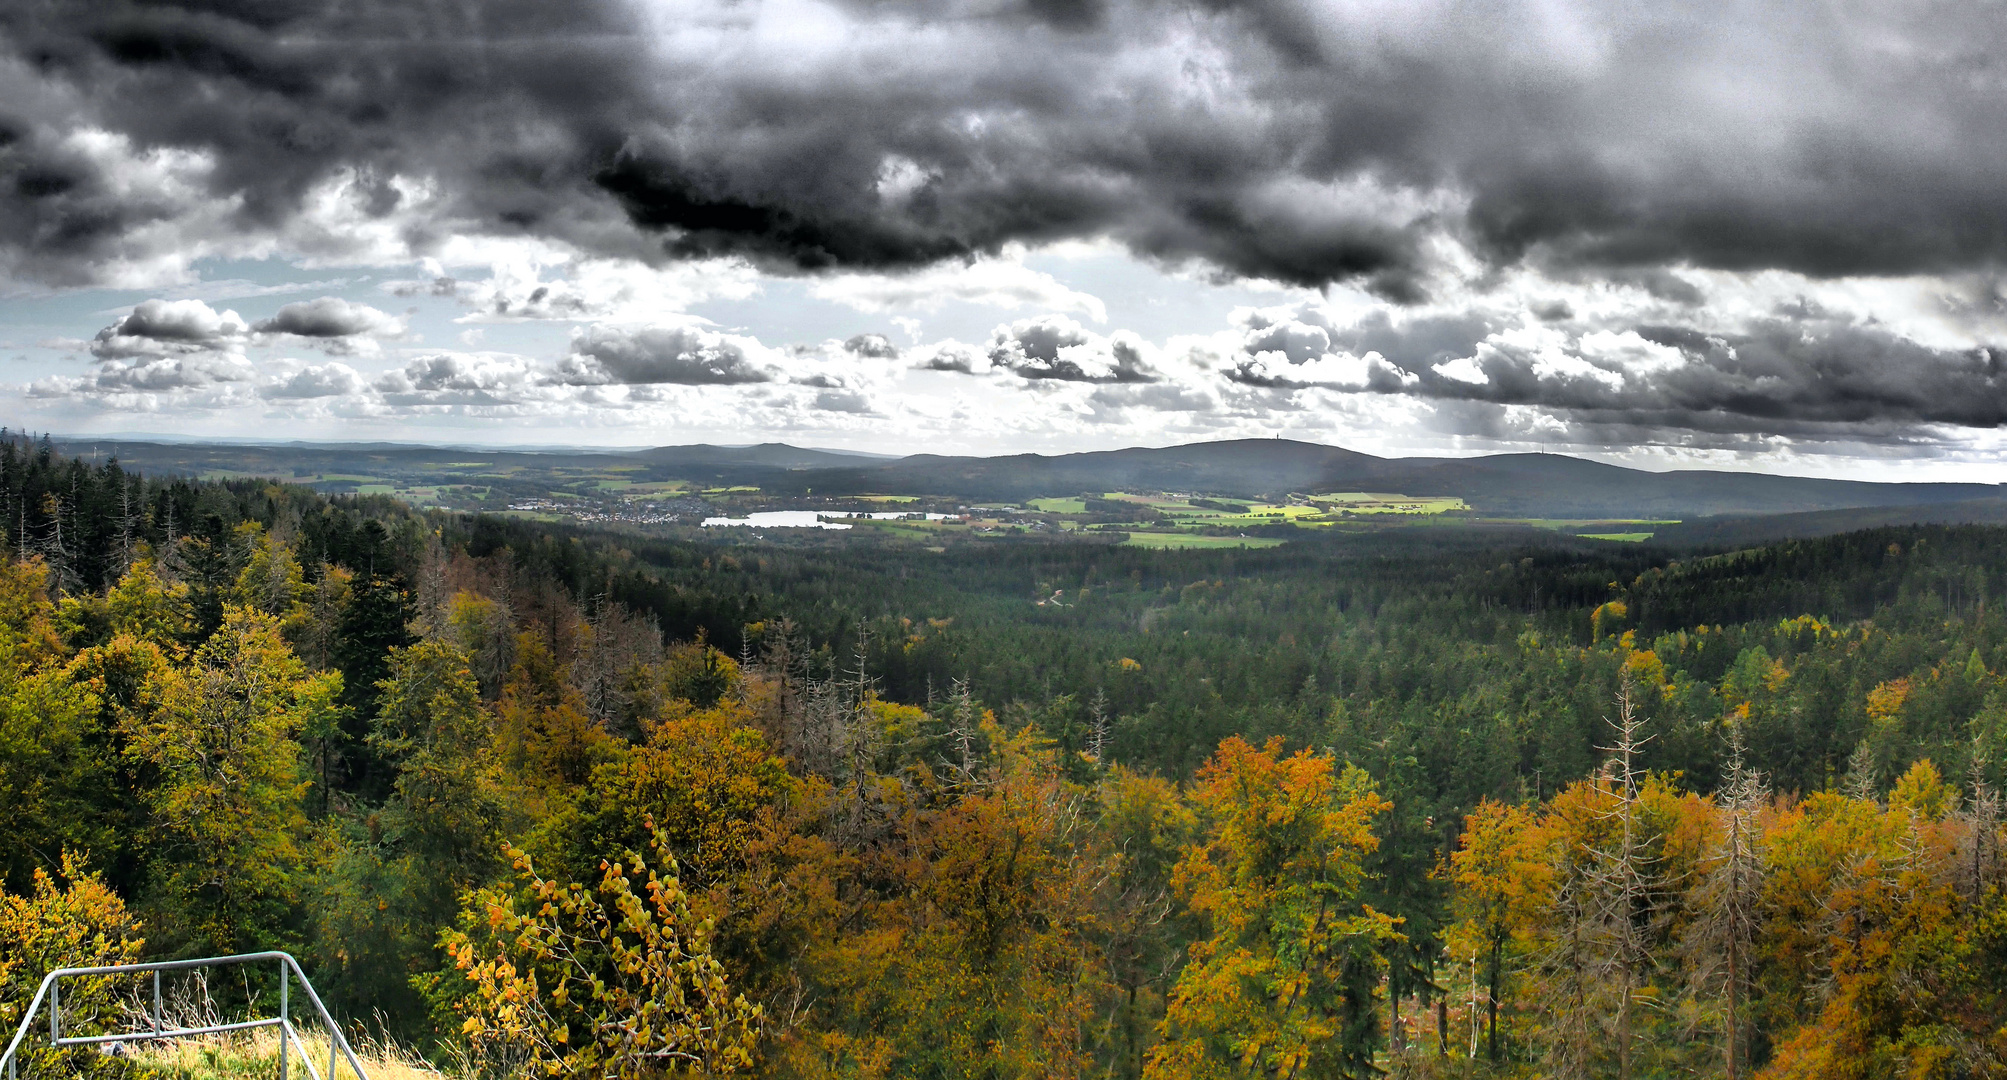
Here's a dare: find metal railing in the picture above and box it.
[0,952,372,1080]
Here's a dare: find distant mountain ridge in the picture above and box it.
[732,438,2002,519]
[43,434,2005,522]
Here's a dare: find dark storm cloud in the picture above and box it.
[9,0,2007,293]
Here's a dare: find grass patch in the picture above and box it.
[1029,497,1087,513]
[1495,518,1680,530]
[1578,532,1654,542]
[136,1025,440,1080]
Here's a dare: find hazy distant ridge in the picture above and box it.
[46,435,2004,521]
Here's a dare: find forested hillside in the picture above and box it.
[1,436,2003,1079]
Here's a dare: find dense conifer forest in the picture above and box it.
[1,435,2003,1079]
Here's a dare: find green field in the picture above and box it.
[1578,532,1654,542]
[1094,492,1469,531]
[1310,493,1469,515]
[1120,532,1287,549]
[1030,497,1088,513]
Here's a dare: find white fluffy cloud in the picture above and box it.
[555,324,778,386]
[91,299,250,359]
[375,353,544,407]
[255,297,402,336]
[395,251,762,325]
[984,316,1157,383]
[808,254,1110,323]
[246,297,406,357]
[262,362,369,399]
[16,246,2007,473]
[92,354,258,392]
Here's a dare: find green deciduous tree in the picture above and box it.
[124,605,338,952]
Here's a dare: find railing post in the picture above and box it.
[278,955,291,1075]
[2,953,369,1080]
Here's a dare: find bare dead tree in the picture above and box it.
[840,624,880,786]
[1086,686,1111,765]
[1688,719,1768,1080]
[411,529,453,638]
[35,491,80,597]
[576,596,661,734]
[1536,870,1598,1080]
[1958,748,2000,903]
[113,474,139,581]
[1843,739,1880,803]
[1587,677,1660,1080]
[943,678,982,787]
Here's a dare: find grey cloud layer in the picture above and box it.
[6,0,2007,292]
[1232,304,2007,436]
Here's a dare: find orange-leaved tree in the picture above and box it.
[793,716,1108,1080]
[1445,798,1550,1063]
[1148,736,1399,1080]
[1759,760,2005,1079]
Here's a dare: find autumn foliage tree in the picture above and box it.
[1445,798,1549,1063]
[1149,737,1399,1080]
[444,822,762,1079]
[0,852,145,1079]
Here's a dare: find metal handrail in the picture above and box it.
[0,951,371,1080]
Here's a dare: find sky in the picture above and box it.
[2,0,2007,479]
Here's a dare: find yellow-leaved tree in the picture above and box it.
[443,821,762,1079]
[0,852,144,1078]
[1148,736,1400,1080]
